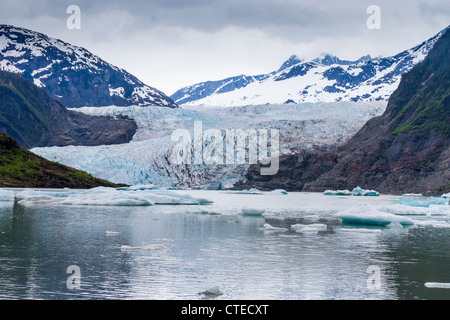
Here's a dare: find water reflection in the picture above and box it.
[0,197,449,300]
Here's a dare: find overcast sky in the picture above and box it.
[1,0,449,95]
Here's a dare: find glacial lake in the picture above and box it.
[0,190,449,300]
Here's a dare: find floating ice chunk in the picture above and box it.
[241,207,265,216]
[303,215,321,222]
[339,228,381,233]
[259,223,288,232]
[120,244,168,251]
[414,220,450,228]
[379,204,450,216]
[117,184,160,191]
[291,223,328,234]
[16,187,212,206]
[0,189,14,201]
[425,282,450,289]
[106,231,120,236]
[441,193,450,199]
[323,189,352,196]
[402,193,423,197]
[351,187,380,196]
[198,286,223,297]
[268,189,288,195]
[224,188,263,195]
[336,204,414,226]
[263,215,285,221]
[396,196,448,207]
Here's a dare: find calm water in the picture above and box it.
[0,191,449,300]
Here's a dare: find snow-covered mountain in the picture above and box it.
[0,24,177,108]
[172,28,447,106]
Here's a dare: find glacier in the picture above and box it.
[31,101,386,188]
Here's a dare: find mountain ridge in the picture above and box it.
[0,24,178,108]
[0,70,138,148]
[172,27,448,106]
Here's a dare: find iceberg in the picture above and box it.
[323,189,352,196]
[241,207,265,216]
[441,193,450,199]
[259,223,288,232]
[396,196,448,207]
[16,186,213,207]
[336,204,414,226]
[268,189,288,195]
[380,204,450,216]
[224,188,263,195]
[0,189,15,201]
[291,223,328,234]
[424,282,450,289]
[338,228,382,233]
[106,231,120,236]
[351,187,380,196]
[120,244,168,251]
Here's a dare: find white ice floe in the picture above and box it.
[323,189,352,196]
[259,223,288,232]
[224,188,263,195]
[441,193,450,199]
[16,186,213,206]
[351,187,380,196]
[336,204,414,226]
[402,193,423,197]
[241,207,265,216]
[425,282,450,289]
[396,196,448,207]
[0,189,15,201]
[379,204,450,216]
[120,244,168,251]
[268,189,288,195]
[291,223,328,234]
[303,215,321,222]
[338,228,382,233]
[106,231,120,236]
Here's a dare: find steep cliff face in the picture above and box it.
[304,26,450,195]
[0,70,137,148]
[232,149,338,191]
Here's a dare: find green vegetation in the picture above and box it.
[0,133,125,188]
[388,28,450,137]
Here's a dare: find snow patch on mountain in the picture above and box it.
[171,28,446,107]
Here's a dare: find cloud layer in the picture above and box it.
[1,0,449,94]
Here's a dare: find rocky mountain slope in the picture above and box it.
[304,25,450,195]
[0,24,177,108]
[0,133,123,188]
[172,27,447,106]
[0,70,137,148]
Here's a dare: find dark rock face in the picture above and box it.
[0,70,137,149]
[304,26,450,195]
[233,149,338,191]
[0,24,177,108]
